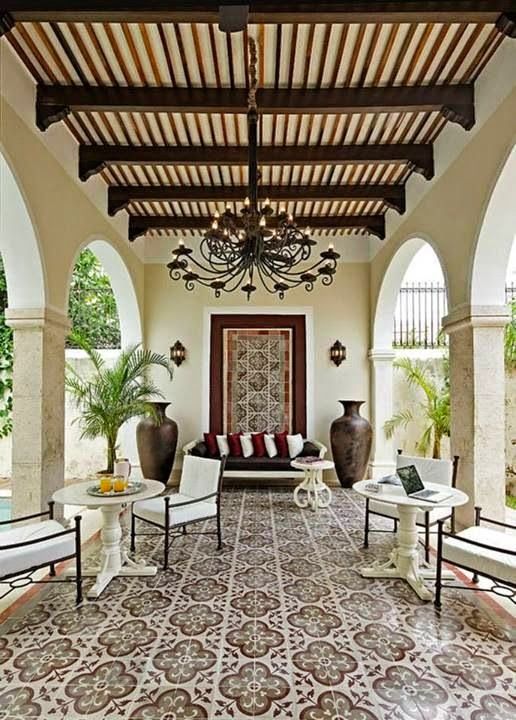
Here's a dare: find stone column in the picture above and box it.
[443,304,510,527]
[5,307,70,517]
[368,348,397,478]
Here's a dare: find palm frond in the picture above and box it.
[65,342,172,470]
[394,357,438,402]
[384,410,414,439]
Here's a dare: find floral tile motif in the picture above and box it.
[0,487,514,720]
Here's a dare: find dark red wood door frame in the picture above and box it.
[209,314,307,435]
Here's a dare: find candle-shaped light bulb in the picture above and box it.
[259,215,266,228]
[264,197,270,207]
[329,242,334,251]
[244,196,250,207]
[288,214,294,223]
[305,226,311,235]
[179,239,184,247]
[226,203,231,212]
[212,219,218,230]
[279,205,286,214]
[214,210,220,219]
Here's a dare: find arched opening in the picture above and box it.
[471,144,516,306]
[373,237,449,349]
[0,152,47,512]
[370,238,449,474]
[470,144,516,513]
[0,152,46,310]
[65,240,143,478]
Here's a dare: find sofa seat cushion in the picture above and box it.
[0,520,75,579]
[442,526,516,585]
[224,456,300,472]
[369,499,452,525]
[134,493,217,528]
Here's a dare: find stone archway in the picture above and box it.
[0,152,45,308]
[370,236,449,477]
[444,142,516,524]
[65,238,144,479]
[470,144,516,306]
[0,151,67,515]
[67,237,143,348]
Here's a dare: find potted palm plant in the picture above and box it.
[384,356,450,459]
[66,333,173,474]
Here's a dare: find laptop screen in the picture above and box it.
[397,465,424,495]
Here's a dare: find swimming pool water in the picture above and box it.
[0,497,11,525]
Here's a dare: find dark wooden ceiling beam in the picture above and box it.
[37,84,475,132]
[79,143,434,181]
[128,213,386,242]
[0,12,15,36]
[3,2,516,26]
[109,183,405,216]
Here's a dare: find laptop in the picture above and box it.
[396,464,452,503]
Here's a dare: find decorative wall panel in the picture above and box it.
[223,328,292,433]
[210,315,306,436]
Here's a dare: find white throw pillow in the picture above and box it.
[240,433,254,458]
[216,434,230,457]
[264,434,278,458]
[287,433,304,458]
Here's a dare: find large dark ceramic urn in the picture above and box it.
[330,400,372,488]
[136,402,178,485]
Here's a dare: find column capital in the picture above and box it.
[368,348,396,362]
[5,306,71,332]
[442,303,510,335]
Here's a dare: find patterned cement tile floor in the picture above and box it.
[0,488,514,720]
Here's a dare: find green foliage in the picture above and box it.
[385,356,450,459]
[0,256,13,439]
[68,249,121,349]
[66,332,173,472]
[505,299,516,369]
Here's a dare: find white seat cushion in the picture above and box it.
[442,526,516,585]
[369,499,451,525]
[134,493,217,529]
[0,520,76,579]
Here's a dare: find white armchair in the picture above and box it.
[131,455,226,569]
[0,501,82,604]
[435,507,516,608]
[364,451,459,562]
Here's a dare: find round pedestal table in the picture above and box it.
[291,459,335,511]
[354,480,468,601]
[53,479,164,600]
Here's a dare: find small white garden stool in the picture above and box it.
[291,459,334,511]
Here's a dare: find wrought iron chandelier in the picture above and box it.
[167,38,340,300]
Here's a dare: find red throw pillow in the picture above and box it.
[228,432,242,457]
[251,432,266,458]
[204,432,219,457]
[275,431,289,458]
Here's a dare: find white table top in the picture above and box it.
[354,479,468,510]
[53,479,164,507]
[291,459,335,471]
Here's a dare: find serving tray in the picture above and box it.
[86,481,144,498]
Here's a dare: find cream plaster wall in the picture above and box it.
[0,96,144,317]
[143,262,371,471]
[371,85,516,324]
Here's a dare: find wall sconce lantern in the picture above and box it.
[330,340,346,366]
[170,340,186,367]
